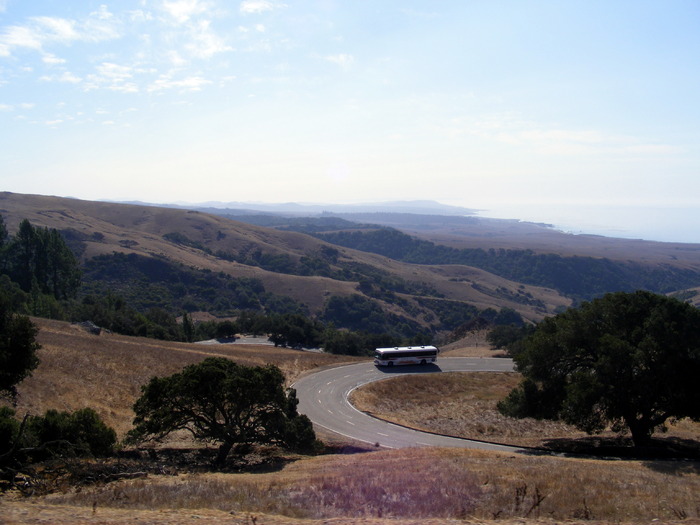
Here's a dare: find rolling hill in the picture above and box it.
[3,191,700,337]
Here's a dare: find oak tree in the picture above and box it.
[128,357,316,464]
[498,291,700,446]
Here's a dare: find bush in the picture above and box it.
[25,408,117,460]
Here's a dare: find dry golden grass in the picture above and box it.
[12,318,359,437]
[5,448,699,524]
[350,371,700,449]
[3,319,700,525]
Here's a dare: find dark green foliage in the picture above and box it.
[338,261,441,298]
[25,408,117,459]
[80,252,307,317]
[1,407,116,467]
[1,219,81,300]
[322,329,371,356]
[128,358,316,464]
[0,215,8,249]
[493,307,524,326]
[267,313,324,348]
[0,407,20,458]
[321,294,425,339]
[0,289,40,400]
[182,312,195,343]
[498,291,700,446]
[0,275,29,313]
[72,293,141,335]
[486,323,535,356]
[316,228,700,301]
[414,298,480,331]
[163,232,212,254]
[322,328,402,356]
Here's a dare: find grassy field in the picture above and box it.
[350,371,700,450]
[2,319,699,524]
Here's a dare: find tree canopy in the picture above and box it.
[498,291,700,447]
[0,289,40,400]
[2,219,81,300]
[128,357,316,464]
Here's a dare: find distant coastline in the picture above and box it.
[477,204,700,244]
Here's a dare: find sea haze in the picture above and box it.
[477,205,700,244]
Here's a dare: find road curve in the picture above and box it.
[293,357,526,452]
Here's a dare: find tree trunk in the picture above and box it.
[215,440,235,466]
[627,417,653,447]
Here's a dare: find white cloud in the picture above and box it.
[0,7,122,57]
[1,24,43,51]
[325,53,354,68]
[184,19,233,59]
[32,16,80,43]
[42,53,66,64]
[161,0,210,24]
[40,71,82,84]
[129,10,155,23]
[240,1,277,14]
[147,74,212,92]
[85,62,139,93]
[82,5,122,41]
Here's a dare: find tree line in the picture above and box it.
[313,227,700,301]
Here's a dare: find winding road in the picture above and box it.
[293,357,526,452]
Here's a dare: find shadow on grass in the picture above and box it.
[538,435,700,466]
[119,445,299,474]
[375,363,442,374]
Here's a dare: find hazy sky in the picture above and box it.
[1,1,699,242]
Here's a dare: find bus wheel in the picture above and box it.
[420,359,426,365]
[388,361,394,367]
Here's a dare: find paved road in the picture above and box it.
[293,357,526,452]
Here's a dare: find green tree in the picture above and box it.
[498,291,700,447]
[128,357,316,465]
[25,408,117,459]
[0,290,41,400]
[181,311,195,342]
[3,219,81,299]
[486,323,535,356]
[0,215,8,249]
[1,407,116,466]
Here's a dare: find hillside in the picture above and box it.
[14,317,354,437]
[5,317,699,525]
[0,192,572,331]
[4,191,700,334]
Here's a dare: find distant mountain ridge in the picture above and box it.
[112,199,480,218]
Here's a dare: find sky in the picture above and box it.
[1,1,699,243]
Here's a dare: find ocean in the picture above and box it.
[477,205,700,244]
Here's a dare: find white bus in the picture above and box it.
[374,345,439,367]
